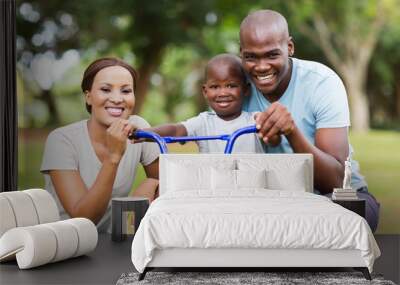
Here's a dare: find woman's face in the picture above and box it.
[85,65,135,127]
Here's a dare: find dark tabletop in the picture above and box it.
[0,234,134,285]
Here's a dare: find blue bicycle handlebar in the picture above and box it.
[131,125,258,154]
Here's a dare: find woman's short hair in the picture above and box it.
[81,57,138,113]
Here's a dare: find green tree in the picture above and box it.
[58,0,214,112]
[16,0,83,126]
[287,0,400,132]
[17,0,400,130]
[17,0,219,125]
[368,19,400,128]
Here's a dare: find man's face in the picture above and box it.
[240,28,293,98]
[202,63,246,121]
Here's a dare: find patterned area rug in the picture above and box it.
[117,271,396,285]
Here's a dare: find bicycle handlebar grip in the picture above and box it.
[128,130,168,154]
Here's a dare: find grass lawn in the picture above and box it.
[349,130,400,234]
[18,130,399,234]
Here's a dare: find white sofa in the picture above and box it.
[0,189,98,269]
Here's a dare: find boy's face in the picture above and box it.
[202,63,246,120]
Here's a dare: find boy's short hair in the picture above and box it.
[205,53,247,84]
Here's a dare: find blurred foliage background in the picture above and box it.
[16,0,399,233]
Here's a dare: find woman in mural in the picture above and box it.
[41,57,160,232]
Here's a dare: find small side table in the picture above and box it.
[332,199,366,218]
[111,197,149,242]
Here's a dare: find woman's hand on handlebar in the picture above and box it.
[106,119,135,163]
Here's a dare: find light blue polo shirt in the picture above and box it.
[243,57,367,191]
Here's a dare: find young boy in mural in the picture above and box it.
[134,53,280,152]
